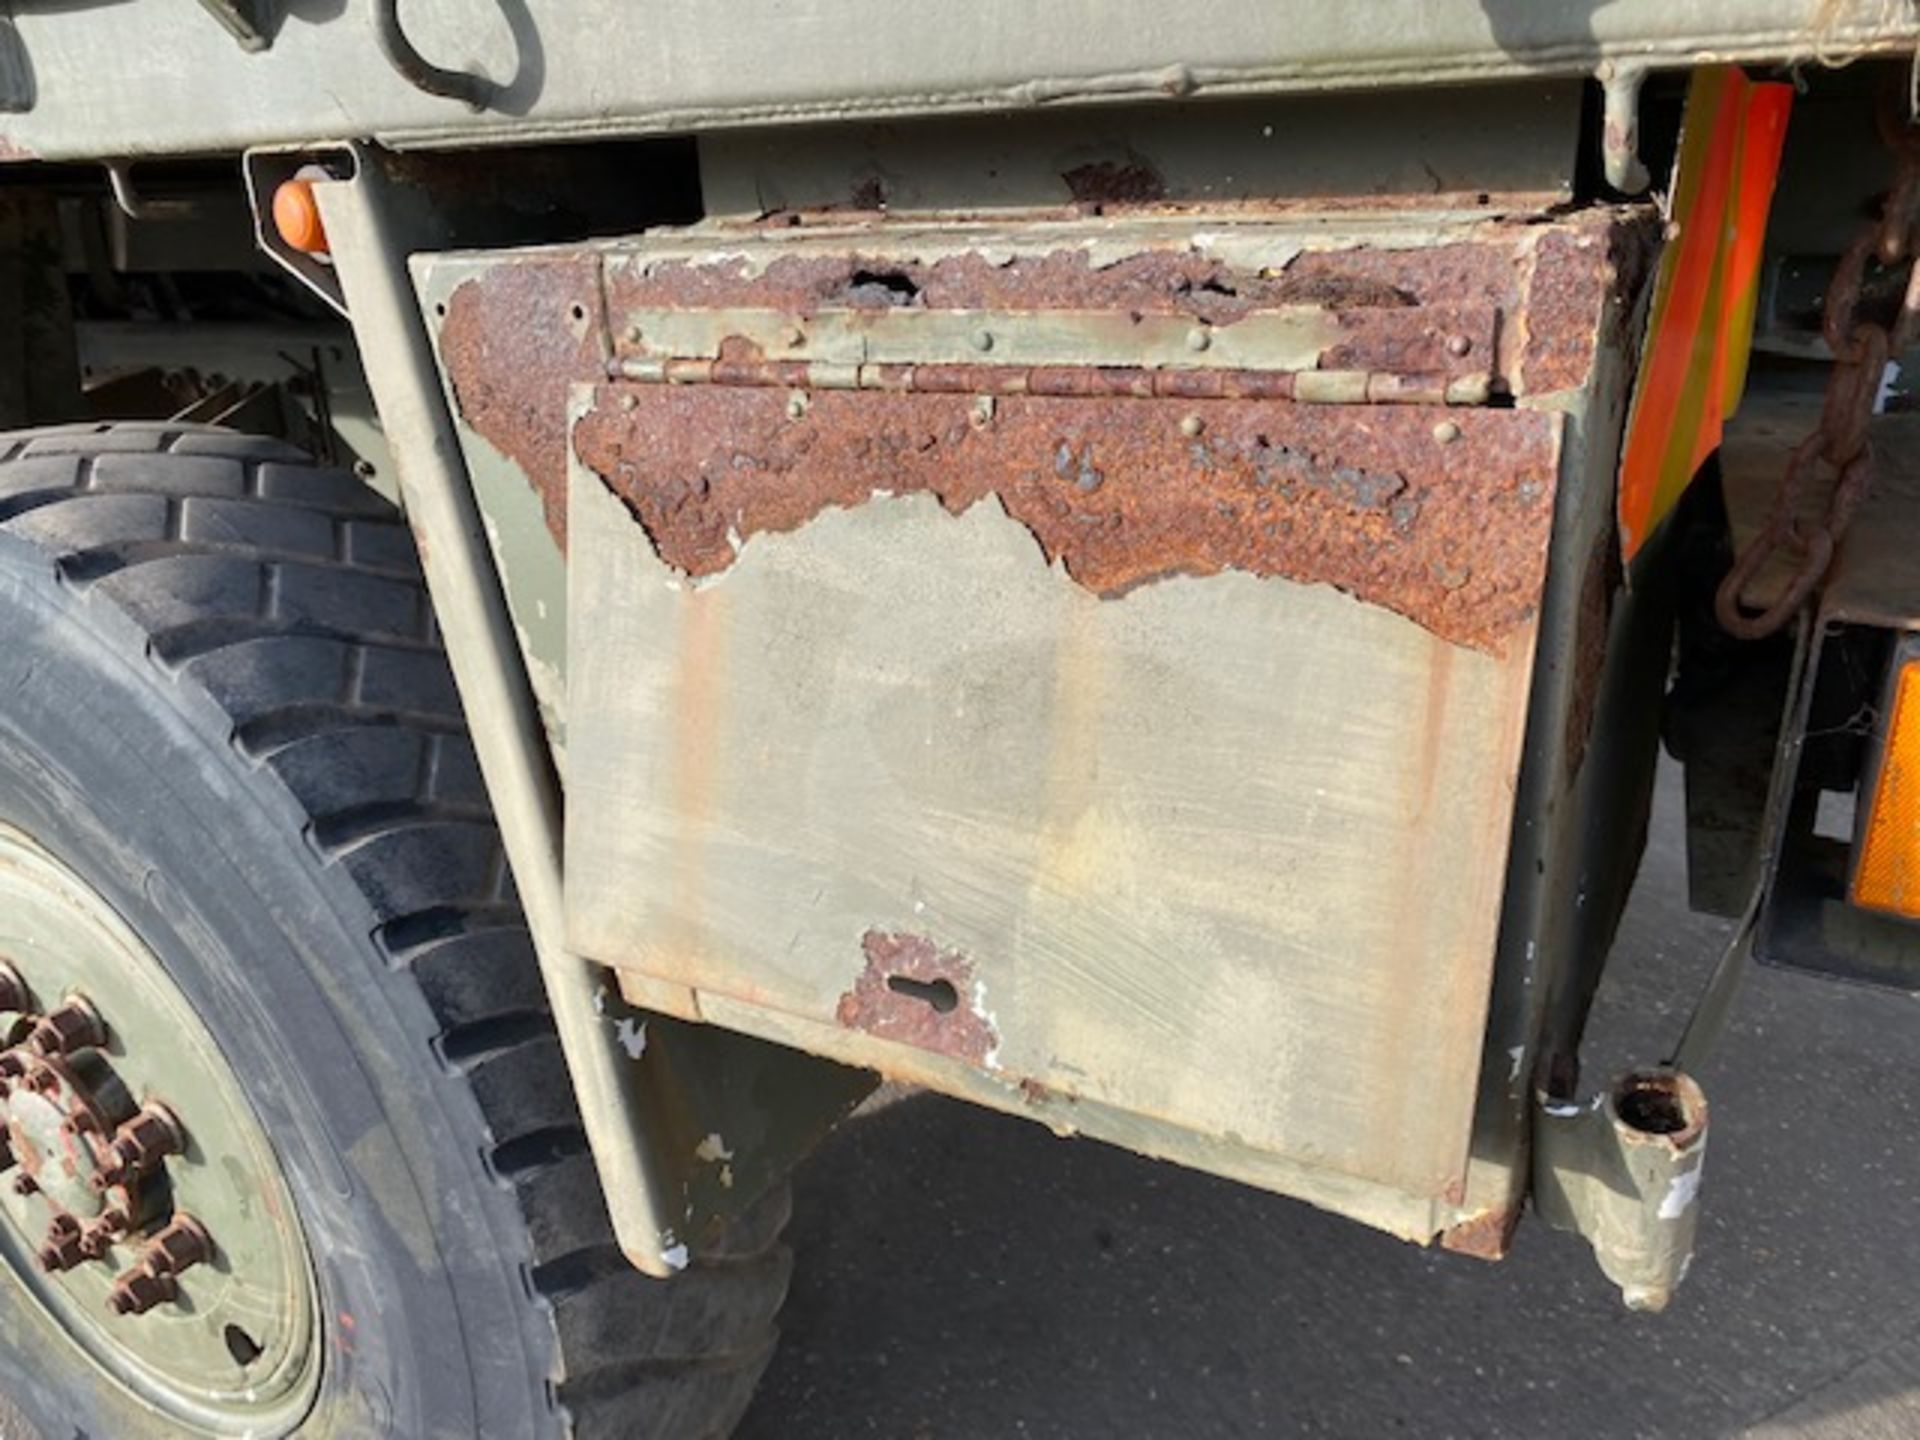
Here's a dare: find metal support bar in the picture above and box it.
[304,146,688,1277]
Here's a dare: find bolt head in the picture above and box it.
[1432,419,1462,444]
[142,1214,213,1278]
[1445,334,1473,358]
[1179,414,1205,438]
[12,1174,35,1197]
[969,328,994,353]
[107,1266,179,1317]
[30,997,104,1057]
[1186,327,1212,353]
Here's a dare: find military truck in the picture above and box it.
[0,3,1913,1434]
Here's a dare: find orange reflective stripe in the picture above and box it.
[1618,68,1793,559]
[1620,70,1744,554]
[1719,83,1793,416]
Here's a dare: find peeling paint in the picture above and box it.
[574,382,1562,652]
[613,1016,648,1059]
[1657,1163,1704,1220]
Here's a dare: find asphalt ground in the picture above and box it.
[740,761,1920,1439]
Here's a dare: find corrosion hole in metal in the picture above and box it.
[885,974,958,1014]
[1615,1074,1691,1136]
[568,303,586,322]
[844,268,922,307]
[224,1324,263,1367]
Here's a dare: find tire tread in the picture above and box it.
[0,425,785,1438]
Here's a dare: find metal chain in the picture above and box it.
[1715,105,1920,640]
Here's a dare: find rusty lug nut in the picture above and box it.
[39,1216,84,1273]
[106,1267,178,1317]
[106,1104,184,1179]
[91,1205,131,1240]
[29,998,105,1057]
[79,1208,129,1257]
[0,1052,27,1080]
[78,1212,125,1259]
[141,1214,212,1278]
[11,1174,36,1197]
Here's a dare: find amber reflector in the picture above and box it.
[1853,658,1920,917]
[271,178,328,257]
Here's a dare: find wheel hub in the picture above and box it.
[0,986,201,1307]
[0,824,318,1434]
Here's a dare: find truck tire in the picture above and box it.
[0,424,787,1438]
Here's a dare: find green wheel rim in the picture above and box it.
[0,823,319,1434]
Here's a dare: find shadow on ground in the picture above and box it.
[741,769,1920,1438]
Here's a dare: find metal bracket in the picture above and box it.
[1598,62,1652,196]
[242,151,350,318]
[1533,1069,1709,1310]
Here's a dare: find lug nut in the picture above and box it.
[102,1104,184,1183]
[79,1208,129,1258]
[29,998,104,1058]
[39,1215,85,1273]
[142,1214,212,1278]
[11,1174,36,1197]
[106,1267,178,1317]
[105,1216,212,1317]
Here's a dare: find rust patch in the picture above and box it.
[439,209,1653,598]
[1440,1204,1520,1261]
[835,930,998,1065]
[436,256,607,550]
[574,384,1562,651]
[1521,229,1618,396]
[1520,212,1658,395]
